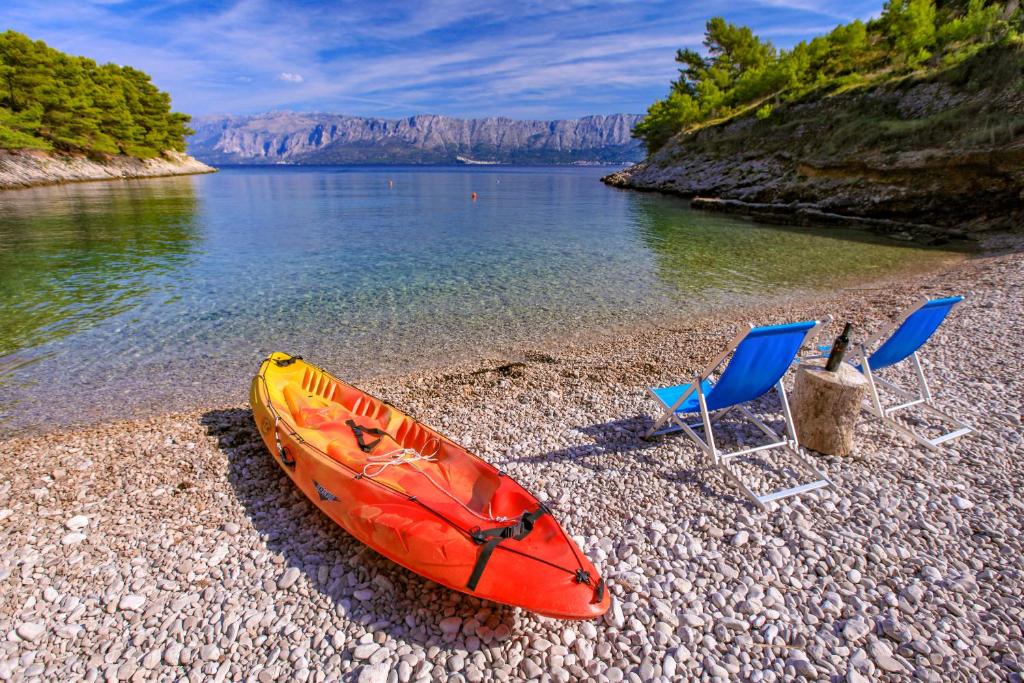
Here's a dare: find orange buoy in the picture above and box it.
[471,192,478,201]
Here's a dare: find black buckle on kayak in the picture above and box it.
[346,420,392,453]
[468,523,524,547]
[466,505,551,590]
[575,569,591,584]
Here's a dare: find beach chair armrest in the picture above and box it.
[804,315,832,353]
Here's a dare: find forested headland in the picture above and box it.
[606,0,1023,240]
[0,30,192,159]
[633,0,1023,152]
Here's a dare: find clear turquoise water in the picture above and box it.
[0,166,960,434]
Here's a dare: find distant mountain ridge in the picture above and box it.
[187,112,644,165]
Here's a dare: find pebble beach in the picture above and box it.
[0,238,1021,683]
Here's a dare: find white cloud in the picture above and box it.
[2,0,886,118]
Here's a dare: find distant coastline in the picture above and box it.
[187,112,644,166]
[0,149,216,190]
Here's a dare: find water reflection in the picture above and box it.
[0,177,200,361]
[630,196,963,299]
[0,167,963,435]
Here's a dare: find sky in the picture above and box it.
[2,0,883,120]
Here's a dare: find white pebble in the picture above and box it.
[64,515,89,530]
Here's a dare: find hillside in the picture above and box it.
[187,112,644,165]
[606,44,1024,241]
[606,1,1024,241]
[0,31,212,189]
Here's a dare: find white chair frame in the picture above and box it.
[850,296,973,451]
[645,323,833,510]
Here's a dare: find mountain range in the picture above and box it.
[186,112,643,165]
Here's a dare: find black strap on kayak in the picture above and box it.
[272,354,303,367]
[346,419,393,453]
[278,444,296,469]
[466,504,549,591]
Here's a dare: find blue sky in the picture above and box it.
[2,0,883,120]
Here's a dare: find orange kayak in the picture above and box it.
[250,353,609,619]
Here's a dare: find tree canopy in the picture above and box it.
[634,0,1019,153]
[0,30,192,158]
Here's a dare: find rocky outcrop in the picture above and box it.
[0,149,215,190]
[604,46,1024,242]
[188,112,643,165]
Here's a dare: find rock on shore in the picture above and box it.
[604,45,1024,241]
[0,149,215,190]
[0,241,1021,681]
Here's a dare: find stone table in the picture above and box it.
[790,360,868,456]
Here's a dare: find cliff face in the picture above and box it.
[188,112,644,165]
[0,150,215,190]
[604,46,1024,242]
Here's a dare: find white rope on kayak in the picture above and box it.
[360,437,513,523]
[361,446,440,478]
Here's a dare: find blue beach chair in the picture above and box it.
[849,295,973,450]
[645,320,833,510]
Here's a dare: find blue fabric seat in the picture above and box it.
[645,319,832,510]
[850,295,972,450]
[863,296,962,371]
[651,321,817,415]
[651,380,714,415]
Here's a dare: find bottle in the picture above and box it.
[825,322,853,372]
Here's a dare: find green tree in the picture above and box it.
[635,18,779,151]
[633,91,702,152]
[882,0,938,63]
[633,1,1013,155]
[938,0,1002,43]
[0,30,192,156]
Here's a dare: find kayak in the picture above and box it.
[250,353,609,619]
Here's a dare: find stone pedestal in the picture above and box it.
[790,360,868,456]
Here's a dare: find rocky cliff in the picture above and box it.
[188,112,643,165]
[0,150,215,190]
[604,45,1024,243]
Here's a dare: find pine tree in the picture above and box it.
[0,30,192,157]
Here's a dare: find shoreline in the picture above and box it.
[0,240,970,441]
[0,149,216,191]
[601,170,980,247]
[0,235,1020,680]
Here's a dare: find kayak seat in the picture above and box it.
[282,383,352,428]
[283,383,390,456]
[298,367,392,425]
[324,433,372,470]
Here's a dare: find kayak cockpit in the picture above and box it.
[274,377,532,523]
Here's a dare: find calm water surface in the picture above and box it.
[0,166,961,434]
